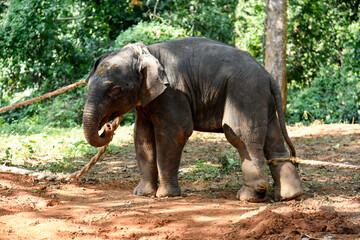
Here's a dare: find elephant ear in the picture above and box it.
[86,53,110,83]
[139,54,169,106]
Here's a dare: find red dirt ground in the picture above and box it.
[1,124,360,240]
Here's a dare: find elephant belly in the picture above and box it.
[192,115,224,133]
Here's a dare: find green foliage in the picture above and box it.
[287,18,360,124]
[0,0,145,127]
[235,0,360,123]
[0,125,96,170]
[1,0,359,130]
[0,0,144,95]
[235,0,266,63]
[287,0,360,85]
[80,0,146,40]
[5,147,13,161]
[217,155,242,175]
[0,0,85,92]
[0,0,103,126]
[154,0,237,43]
[114,21,188,48]
[0,125,134,174]
[121,110,136,126]
[287,72,360,124]
[0,0,7,16]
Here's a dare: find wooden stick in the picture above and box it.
[0,79,87,114]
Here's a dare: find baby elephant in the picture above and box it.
[83,37,303,202]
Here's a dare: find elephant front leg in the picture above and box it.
[133,115,158,196]
[154,136,186,198]
[155,126,193,198]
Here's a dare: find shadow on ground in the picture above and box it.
[1,124,360,239]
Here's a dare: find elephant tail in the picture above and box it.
[269,76,296,157]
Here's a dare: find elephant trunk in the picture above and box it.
[83,103,114,148]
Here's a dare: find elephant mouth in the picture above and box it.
[83,104,124,148]
[98,111,122,131]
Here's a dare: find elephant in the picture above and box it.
[82,37,303,202]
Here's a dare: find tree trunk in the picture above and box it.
[265,0,288,115]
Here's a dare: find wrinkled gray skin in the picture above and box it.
[83,37,303,202]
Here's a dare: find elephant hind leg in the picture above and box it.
[264,115,303,201]
[223,123,269,203]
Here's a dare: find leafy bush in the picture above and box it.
[287,21,360,124]
[0,0,122,127]
[114,21,188,48]
[235,0,266,63]
[287,69,360,124]
[287,0,360,85]
[155,0,237,44]
[0,0,88,93]
[0,0,141,96]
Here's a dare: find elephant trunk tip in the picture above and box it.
[83,121,115,148]
[104,123,114,132]
[99,123,115,141]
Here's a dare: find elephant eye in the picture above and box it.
[109,86,122,98]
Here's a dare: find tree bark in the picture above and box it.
[265,0,288,115]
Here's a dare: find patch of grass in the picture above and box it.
[180,150,243,190]
[182,159,221,181]
[218,154,242,175]
[0,122,134,173]
[178,136,245,190]
[354,172,360,181]
[29,158,77,173]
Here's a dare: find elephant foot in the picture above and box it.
[236,184,269,202]
[156,183,181,197]
[133,180,157,196]
[269,161,303,201]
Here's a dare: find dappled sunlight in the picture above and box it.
[288,123,360,137]
[1,124,360,239]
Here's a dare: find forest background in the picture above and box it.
[0,0,359,132]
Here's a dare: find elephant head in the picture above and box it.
[83,43,169,147]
